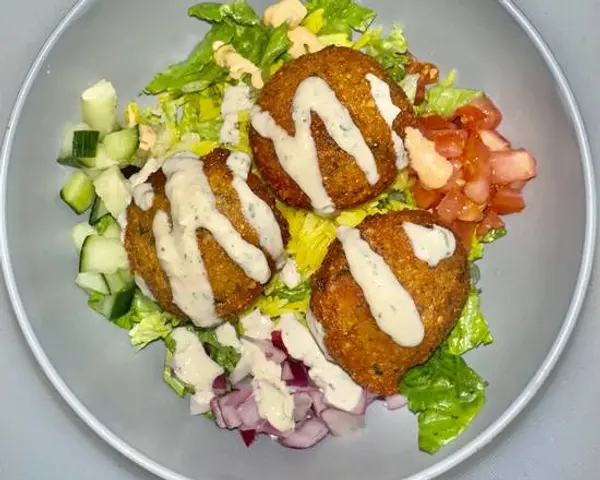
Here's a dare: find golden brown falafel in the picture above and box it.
[310,210,469,395]
[250,46,417,212]
[124,148,289,320]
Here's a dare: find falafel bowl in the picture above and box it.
[55,0,538,454]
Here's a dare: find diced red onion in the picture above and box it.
[240,429,257,448]
[293,392,313,422]
[189,395,211,416]
[307,389,328,415]
[320,409,365,437]
[244,337,287,364]
[212,373,228,395]
[281,361,294,381]
[259,421,292,439]
[279,418,329,449]
[220,404,242,429]
[238,395,263,430]
[348,389,367,416]
[270,330,288,354]
[210,397,226,429]
[285,359,309,387]
[385,394,408,411]
[366,391,380,406]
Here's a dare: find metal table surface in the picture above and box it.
[1,1,598,479]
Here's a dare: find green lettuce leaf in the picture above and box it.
[424,70,482,117]
[188,0,260,26]
[306,0,376,38]
[163,343,192,397]
[363,25,409,83]
[261,23,292,68]
[469,227,507,262]
[196,329,241,373]
[129,312,173,349]
[400,347,487,453]
[267,279,311,303]
[445,287,493,356]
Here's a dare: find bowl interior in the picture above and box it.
[3,0,590,479]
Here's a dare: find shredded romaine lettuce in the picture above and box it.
[400,347,487,454]
[306,0,376,39]
[422,70,482,117]
[469,227,507,262]
[188,0,261,26]
[196,329,241,373]
[445,287,493,356]
[261,23,292,68]
[362,25,409,83]
[129,312,173,349]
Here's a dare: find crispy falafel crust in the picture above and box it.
[124,148,289,320]
[310,210,469,395]
[250,46,417,211]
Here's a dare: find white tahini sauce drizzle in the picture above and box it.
[402,222,456,267]
[336,226,424,347]
[216,322,242,350]
[129,156,165,211]
[251,76,379,215]
[220,84,254,145]
[226,151,285,267]
[280,258,301,288]
[240,309,273,340]
[152,152,269,327]
[365,73,407,169]
[170,328,224,414]
[279,313,363,412]
[241,338,295,432]
[134,274,156,301]
[306,309,332,360]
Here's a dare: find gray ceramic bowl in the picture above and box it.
[0,0,596,479]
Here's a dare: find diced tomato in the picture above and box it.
[450,220,477,251]
[432,129,468,158]
[489,187,526,215]
[436,189,482,223]
[413,183,443,209]
[460,131,490,180]
[489,149,537,185]
[453,105,486,130]
[439,158,465,192]
[470,96,503,130]
[479,129,511,152]
[420,115,457,131]
[476,210,505,238]
[464,159,492,204]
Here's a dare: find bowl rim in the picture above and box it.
[0,1,596,479]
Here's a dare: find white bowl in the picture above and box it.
[0,0,596,479]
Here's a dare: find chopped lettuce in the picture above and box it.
[363,25,409,83]
[423,70,482,117]
[196,329,241,373]
[400,347,487,454]
[188,0,261,26]
[163,336,193,397]
[266,278,311,302]
[469,227,507,262]
[445,287,493,356]
[255,276,312,317]
[302,9,326,34]
[129,312,173,349]
[306,0,376,39]
[261,23,292,68]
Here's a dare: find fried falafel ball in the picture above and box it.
[310,210,469,395]
[124,148,289,320]
[250,46,417,212]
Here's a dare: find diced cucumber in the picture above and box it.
[81,80,119,138]
[79,144,119,170]
[72,130,100,158]
[103,126,140,163]
[58,122,91,165]
[79,235,129,274]
[89,196,109,225]
[92,165,131,217]
[95,214,121,240]
[88,288,135,320]
[104,269,134,294]
[75,272,109,295]
[71,222,97,252]
[60,171,95,214]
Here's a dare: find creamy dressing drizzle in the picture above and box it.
[220,84,254,145]
[240,309,273,340]
[129,156,164,211]
[402,222,456,267]
[336,226,424,347]
[365,74,407,169]
[279,313,363,412]
[280,258,301,288]
[134,274,156,301]
[171,328,224,413]
[152,153,269,327]
[251,76,380,215]
[306,309,332,360]
[226,151,285,267]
